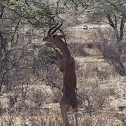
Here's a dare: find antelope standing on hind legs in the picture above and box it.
[43,22,78,126]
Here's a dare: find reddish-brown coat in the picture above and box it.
[43,26,78,126]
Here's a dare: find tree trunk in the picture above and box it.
[120,17,125,42]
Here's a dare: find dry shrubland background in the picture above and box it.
[0,0,126,126]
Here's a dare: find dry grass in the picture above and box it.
[0,16,126,126]
[0,57,126,126]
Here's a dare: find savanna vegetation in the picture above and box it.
[0,0,126,125]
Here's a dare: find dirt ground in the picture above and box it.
[0,16,126,126]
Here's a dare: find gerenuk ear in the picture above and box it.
[55,35,66,39]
